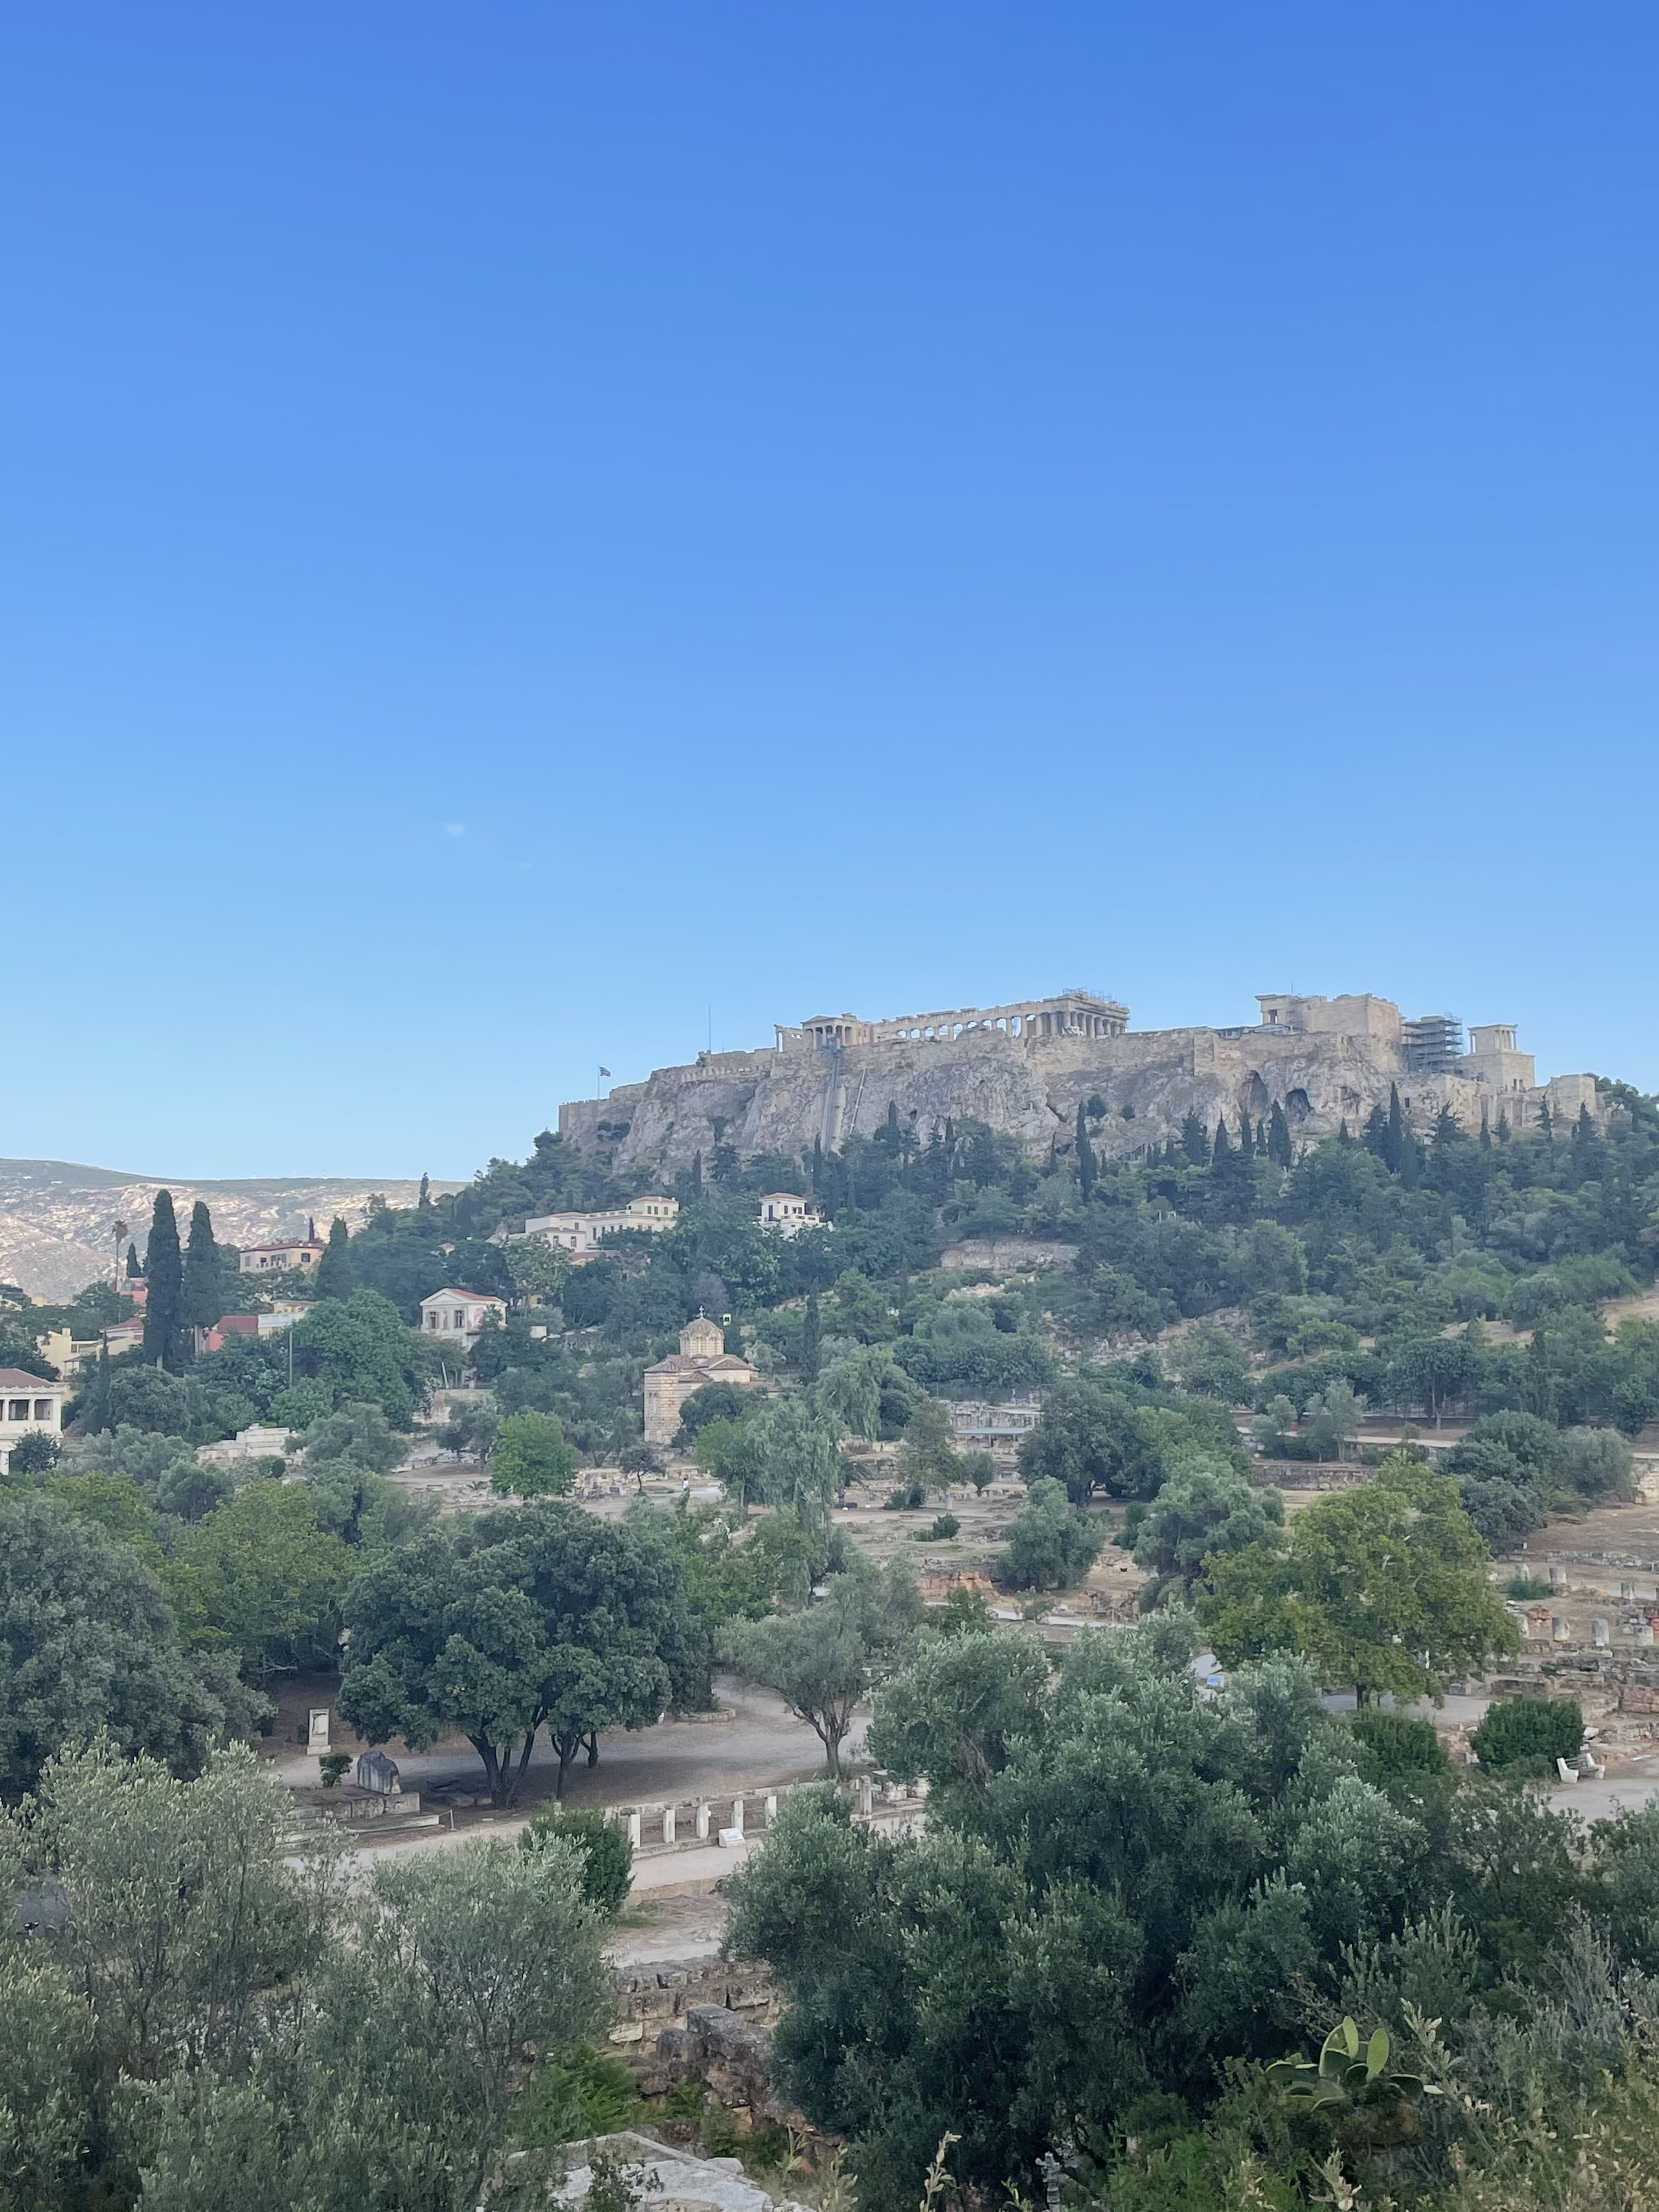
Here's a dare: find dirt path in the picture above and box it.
[274,1675,847,1813]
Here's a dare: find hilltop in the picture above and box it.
[558,986,1600,1173]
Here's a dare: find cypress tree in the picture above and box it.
[1181,1112,1209,1167]
[141,1190,184,1370]
[1361,1103,1389,1158]
[1497,1109,1511,1144]
[87,1343,112,1432]
[1237,1109,1252,1154]
[1211,1118,1231,1162]
[1268,1100,1294,1170]
[1479,1114,1492,1149]
[418,1172,432,1211]
[1076,1101,1096,1200]
[1537,1097,1553,1142]
[1336,1118,1351,1148]
[801,1290,821,1387]
[1384,1085,1406,1173]
[180,1200,228,1332]
[314,1216,354,1302]
[1576,1103,1596,1146]
[692,1149,704,1195]
[126,1241,142,1279]
[1399,1130,1421,1189]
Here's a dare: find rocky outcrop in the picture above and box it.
[560,1022,1462,1176]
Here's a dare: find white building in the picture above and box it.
[516,1194,679,1263]
[757,1193,820,1237]
[418,1287,508,1349]
[0,1369,66,1474]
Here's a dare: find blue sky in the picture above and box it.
[4,5,1656,1178]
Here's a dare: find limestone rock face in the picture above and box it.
[560,1022,1472,1175]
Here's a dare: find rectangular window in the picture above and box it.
[33,1400,51,1420]
[5,1401,25,1421]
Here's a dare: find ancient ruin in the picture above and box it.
[560,987,1599,1175]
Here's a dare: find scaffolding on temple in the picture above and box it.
[1403,1013,1465,1074]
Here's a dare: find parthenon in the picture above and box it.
[775,989,1129,1052]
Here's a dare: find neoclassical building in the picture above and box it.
[643,1314,760,1446]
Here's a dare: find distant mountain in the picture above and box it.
[0,1160,462,1302]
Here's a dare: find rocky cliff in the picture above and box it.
[559,1022,1458,1176]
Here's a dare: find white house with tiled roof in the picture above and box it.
[0,1369,66,1473]
[418,1288,508,1350]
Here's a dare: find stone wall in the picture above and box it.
[611,1959,780,2081]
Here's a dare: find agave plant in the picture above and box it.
[1265,2016,1442,2153]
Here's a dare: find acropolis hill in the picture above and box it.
[559,989,1600,1171]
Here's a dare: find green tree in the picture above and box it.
[136,1833,608,2212]
[896,1396,960,1494]
[1132,1460,1284,1604]
[312,1216,354,1302]
[1267,1098,1294,1169]
[998,1476,1105,1590]
[519,1803,634,1913]
[284,1289,427,1426]
[339,1502,694,1801]
[1166,1318,1250,1402]
[1076,1100,1096,1200]
[1470,1694,1584,1780]
[800,1288,821,1386]
[166,1481,355,1680]
[489,1409,578,1498]
[0,1943,97,2211]
[180,1200,229,1333]
[503,1235,568,1307]
[10,1740,318,2080]
[1199,1454,1519,1703]
[673,1379,755,1444]
[0,1494,266,1801]
[692,1415,767,1510]
[1017,1377,1166,1502]
[1384,1083,1406,1172]
[142,1188,185,1371]
[300,1398,404,1474]
[719,1560,921,1775]
[727,1630,1430,2212]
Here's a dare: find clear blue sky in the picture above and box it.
[4,5,1655,1178]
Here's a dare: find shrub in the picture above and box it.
[1505,1571,1551,1600]
[519,1805,634,1914]
[884,1483,926,1511]
[1470,1694,1584,1779]
[917,1514,960,1543]
[318,1751,351,1788]
[515,2041,644,2145]
[7,1431,60,1475]
[1348,1711,1450,1789]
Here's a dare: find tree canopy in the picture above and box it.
[338,1500,698,1801]
[1198,1453,1519,1702]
